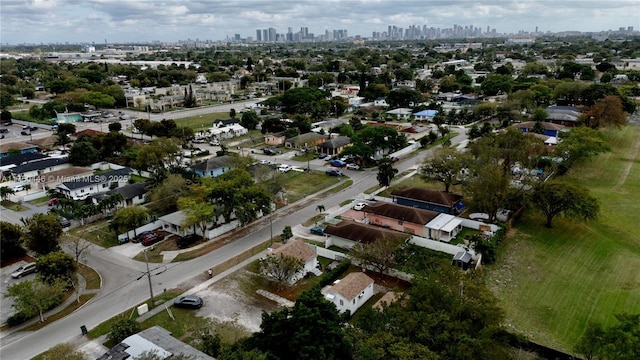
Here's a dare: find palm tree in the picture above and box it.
[0,186,15,201]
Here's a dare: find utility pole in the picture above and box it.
[143,249,155,308]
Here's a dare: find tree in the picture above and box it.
[36,251,77,285]
[582,95,627,128]
[178,196,216,240]
[63,234,94,265]
[134,137,181,171]
[240,111,259,130]
[57,123,76,134]
[259,254,304,290]
[575,313,640,360]
[244,286,352,359]
[1,221,25,259]
[0,186,15,201]
[419,147,469,192]
[350,236,405,275]
[108,317,140,344]
[531,107,548,123]
[480,74,513,95]
[555,126,610,166]
[280,226,293,243]
[69,140,100,166]
[531,181,599,227]
[108,122,122,132]
[386,88,423,108]
[23,213,63,255]
[5,279,66,322]
[40,343,88,360]
[376,157,398,187]
[111,206,148,237]
[148,174,190,213]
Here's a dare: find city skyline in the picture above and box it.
[1,0,639,45]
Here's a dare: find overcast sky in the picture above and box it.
[1,0,639,44]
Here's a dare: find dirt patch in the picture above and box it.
[199,270,280,333]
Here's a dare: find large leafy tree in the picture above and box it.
[386,87,423,108]
[531,181,599,227]
[244,286,353,359]
[178,196,216,239]
[554,126,610,167]
[350,236,405,275]
[40,343,88,360]
[240,111,259,130]
[5,279,67,322]
[575,313,640,360]
[259,254,304,290]
[280,87,328,114]
[582,95,627,128]
[69,140,100,166]
[23,213,63,255]
[419,147,470,192]
[148,173,190,213]
[111,205,148,237]
[0,221,25,259]
[36,251,77,285]
[348,266,508,360]
[376,157,399,187]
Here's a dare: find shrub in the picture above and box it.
[319,260,351,287]
[7,311,32,326]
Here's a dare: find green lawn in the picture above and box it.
[173,113,230,130]
[486,125,640,353]
[27,195,51,206]
[0,200,28,212]
[265,170,342,205]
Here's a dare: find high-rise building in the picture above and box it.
[256,30,262,42]
[269,27,277,42]
[262,29,268,42]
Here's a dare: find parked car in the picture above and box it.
[141,232,164,246]
[310,226,326,235]
[177,234,202,249]
[326,169,343,177]
[346,163,360,170]
[263,148,276,156]
[133,231,153,243]
[329,160,346,168]
[20,131,29,136]
[174,295,203,309]
[278,164,292,173]
[48,198,58,206]
[11,263,37,278]
[353,202,367,211]
[59,217,71,227]
[318,153,328,159]
[258,159,271,165]
[209,139,220,146]
[0,128,9,134]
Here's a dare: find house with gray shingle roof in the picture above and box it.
[189,155,234,178]
[316,136,351,156]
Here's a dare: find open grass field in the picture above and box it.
[486,125,640,353]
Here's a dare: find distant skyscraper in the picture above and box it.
[535,26,538,33]
[269,27,277,42]
[256,29,262,42]
[263,29,268,42]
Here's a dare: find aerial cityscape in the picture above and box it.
[1,1,639,359]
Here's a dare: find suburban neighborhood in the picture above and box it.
[1,9,639,360]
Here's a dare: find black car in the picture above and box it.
[326,169,344,177]
[263,148,276,155]
[177,233,202,249]
[174,295,203,309]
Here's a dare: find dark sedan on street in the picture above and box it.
[174,295,203,309]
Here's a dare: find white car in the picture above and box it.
[346,163,360,170]
[353,202,367,211]
[11,263,37,278]
[258,159,271,165]
[278,164,292,173]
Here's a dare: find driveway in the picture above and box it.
[1,259,38,325]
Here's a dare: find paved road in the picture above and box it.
[0,128,467,359]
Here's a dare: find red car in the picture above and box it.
[48,198,58,206]
[141,232,164,246]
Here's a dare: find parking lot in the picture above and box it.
[1,258,38,325]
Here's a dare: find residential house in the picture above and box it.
[159,210,190,237]
[9,157,70,182]
[323,220,409,250]
[311,118,348,133]
[97,326,215,360]
[27,166,93,190]
[0,141,38,158]
[267,239,318,284]
[190,155,234,178]
[207,123,247,140]
[284,132,327,149]
[513,121,566,137]
[0,152,48,174]
[27,135,58,151]
[264,132,286,146]
[213,118,240,128]
[56,167,132,200]
[391,187,464,215]
[374,97,389,107]
[545,106,582,127]
[323,272,374,315]
[412,109,438,121]
[385,108,413,120]
[316,136,351,156]
[360,201,440,237]
[92,182,148,208]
